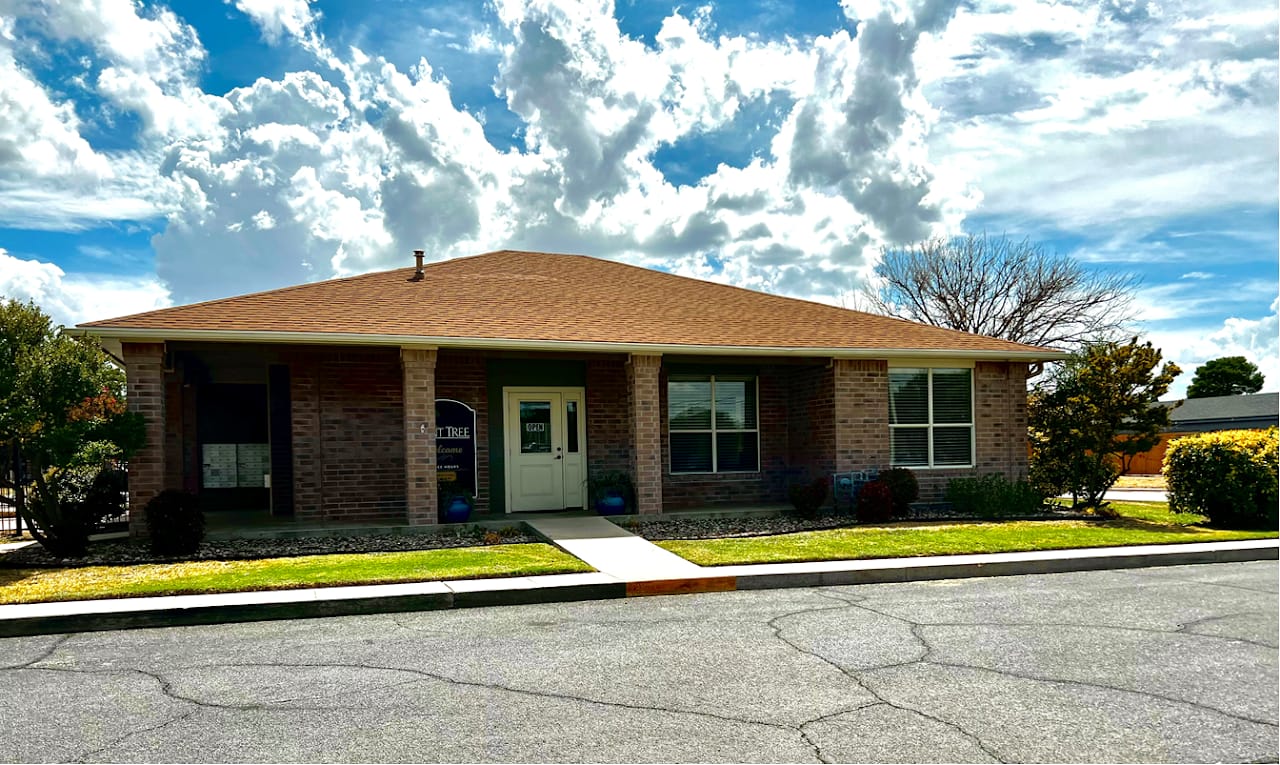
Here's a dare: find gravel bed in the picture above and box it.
[0,526,540,568]
[616,507,1095,542]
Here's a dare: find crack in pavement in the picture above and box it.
[1175,611,1277,647]
[72,710,196,764]
[835,597,1279,730]
[2,633,72,669]
[768,589,1007,763]
[26,658,824,760]
[910,657,1280,729]
[796,702,885,764]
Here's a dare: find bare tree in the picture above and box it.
[864,234,1137,349]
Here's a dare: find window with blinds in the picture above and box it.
[889,368,973,468]
[668,374,759,473]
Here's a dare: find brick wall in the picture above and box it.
[586,357,630,479]
[436,351,488,513]
[627,354,663,514]
[833,359,890,473]
[123,342,166,536]
[286,348,408,523]
[786,364,835,480]
[402,348,437,525]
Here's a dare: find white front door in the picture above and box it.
[505,388,586,512]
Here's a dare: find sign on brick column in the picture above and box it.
[833,358,890,473]
[402,348,438,525]
[627,354,663,515]
[122,342,166,537]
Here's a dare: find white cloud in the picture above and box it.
[1146,297,1280,399]
[920,0,1278,228]
[0,248,171,327]
[232,0,318,44]
[1,0,1273,337]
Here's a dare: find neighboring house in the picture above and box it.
[79,250,1065,535]
[1125,393,1280,475]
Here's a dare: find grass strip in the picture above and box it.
[657,502,1276,567]
[0,543,592,605]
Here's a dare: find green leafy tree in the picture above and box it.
[1186,356,1265,398]
[1029,338,1181,508]
[0,299,145,556]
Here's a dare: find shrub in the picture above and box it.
[24,488,94,558]
[145,490,205,556]
[788,477,829,519]
[83,464,128,525]
[856,480,894,524]
[946,474,1045,519]
[1164,428,1278,530]
[878,468,919,517]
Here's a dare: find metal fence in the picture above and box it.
[0,446,130,537]
[1,443,25,536]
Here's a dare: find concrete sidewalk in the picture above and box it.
[525,516,704,580]
[1,517,1275,638]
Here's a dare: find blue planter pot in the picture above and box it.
[443,497,473,523]
[595,492,627,516]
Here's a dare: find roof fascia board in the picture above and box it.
[71,326,1070,362]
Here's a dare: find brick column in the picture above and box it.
[832,359,890,473]
[288,353,323,521]
[627,354,663,515]
[402,347,438,525]
[123,342,166,537]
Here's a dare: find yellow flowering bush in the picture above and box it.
[1164,427,1278,529]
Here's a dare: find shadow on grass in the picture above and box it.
[0,567,43,588]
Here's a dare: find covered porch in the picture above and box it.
[123,340,903,536]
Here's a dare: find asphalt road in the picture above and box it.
[1,562,1276,763]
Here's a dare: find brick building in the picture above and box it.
[79,250,1065,534]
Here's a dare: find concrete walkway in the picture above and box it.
[525,516,703,581]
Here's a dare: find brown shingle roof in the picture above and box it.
[80,250,1059,356]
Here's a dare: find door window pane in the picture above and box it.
[669,379,712,429]
[670,432,713,472]
[716,432,759,471]
[566,401,579,453]
[519,401,552,454]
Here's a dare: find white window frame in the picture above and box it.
[888,366,975,469]
[668,374,761,475]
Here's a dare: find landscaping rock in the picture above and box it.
[617,506,1093,541]
[0,526,539,568]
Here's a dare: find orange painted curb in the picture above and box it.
[625,577,737,597]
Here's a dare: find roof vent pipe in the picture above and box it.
[410,249,425,281]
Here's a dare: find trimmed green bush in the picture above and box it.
[856,480,894,524]
[1164,427,1278,530]
[879,468,920,517]
[145,490,205,556]
[946,474,1045,519]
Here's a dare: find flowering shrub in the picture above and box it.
[1164,428,1278,530]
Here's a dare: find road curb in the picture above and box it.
[1,541,1275,638]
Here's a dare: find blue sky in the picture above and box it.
[0,0,1276,399]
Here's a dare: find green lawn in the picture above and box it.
[656,502,1277,567]
[0,543,592,605]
